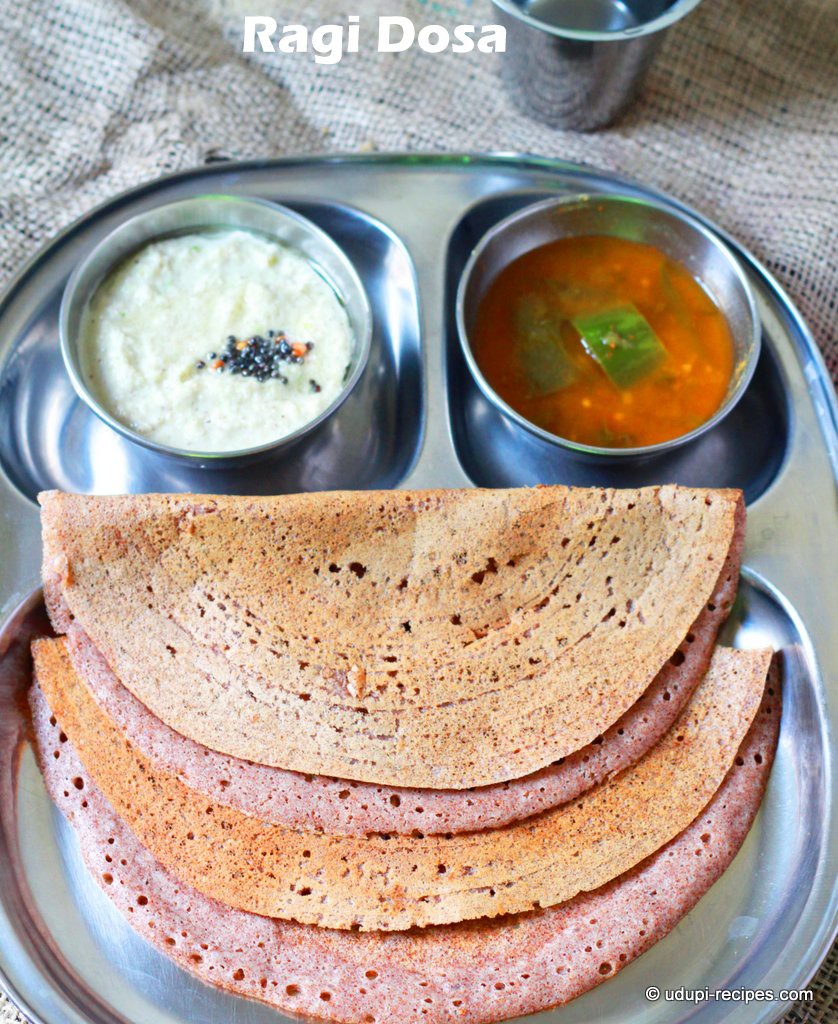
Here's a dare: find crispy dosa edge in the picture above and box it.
[41,487,742,788]
[60,495,742,836]
[32,638,770,932]
[30,663,781,1024]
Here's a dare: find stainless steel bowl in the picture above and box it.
[59,195,372,468]
[456,193,761,462]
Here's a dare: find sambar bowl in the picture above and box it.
[456,192,761,463]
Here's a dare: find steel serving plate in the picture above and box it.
[0,154,834,1024]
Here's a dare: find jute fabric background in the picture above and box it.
[0,0,835,1021]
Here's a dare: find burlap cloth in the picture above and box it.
[0,1,835,1022]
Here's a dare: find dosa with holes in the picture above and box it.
[32,639,770,932]
[30,666,780,1024]
[60,496,741,836]
[41,486,743,789]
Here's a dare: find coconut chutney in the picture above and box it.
[79,229,354,452]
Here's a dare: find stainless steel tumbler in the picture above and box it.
[493,0,704,131]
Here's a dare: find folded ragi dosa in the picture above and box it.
[33,640,770,931]
[61,517,738,836]
[30,666,781,1024]
[41,486,743,789]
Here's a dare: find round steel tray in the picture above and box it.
[0,154,834,1024]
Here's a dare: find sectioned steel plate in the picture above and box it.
[0,154,834,1024]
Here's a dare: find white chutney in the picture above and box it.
[80,229,354,452]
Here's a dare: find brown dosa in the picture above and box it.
[61,500,740,836]
[30,667,780,1024]
[33,638,770,932]
[41,486,743,788]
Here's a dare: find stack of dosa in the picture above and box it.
[30,485,780,1022]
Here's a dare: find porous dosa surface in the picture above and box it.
[41,486,742,788]
[33,639,770,932]
[62,497,741,836]
[30,668,780,1024]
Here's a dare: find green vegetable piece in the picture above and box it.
[514,294,579,396]
[572,304,666,389]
